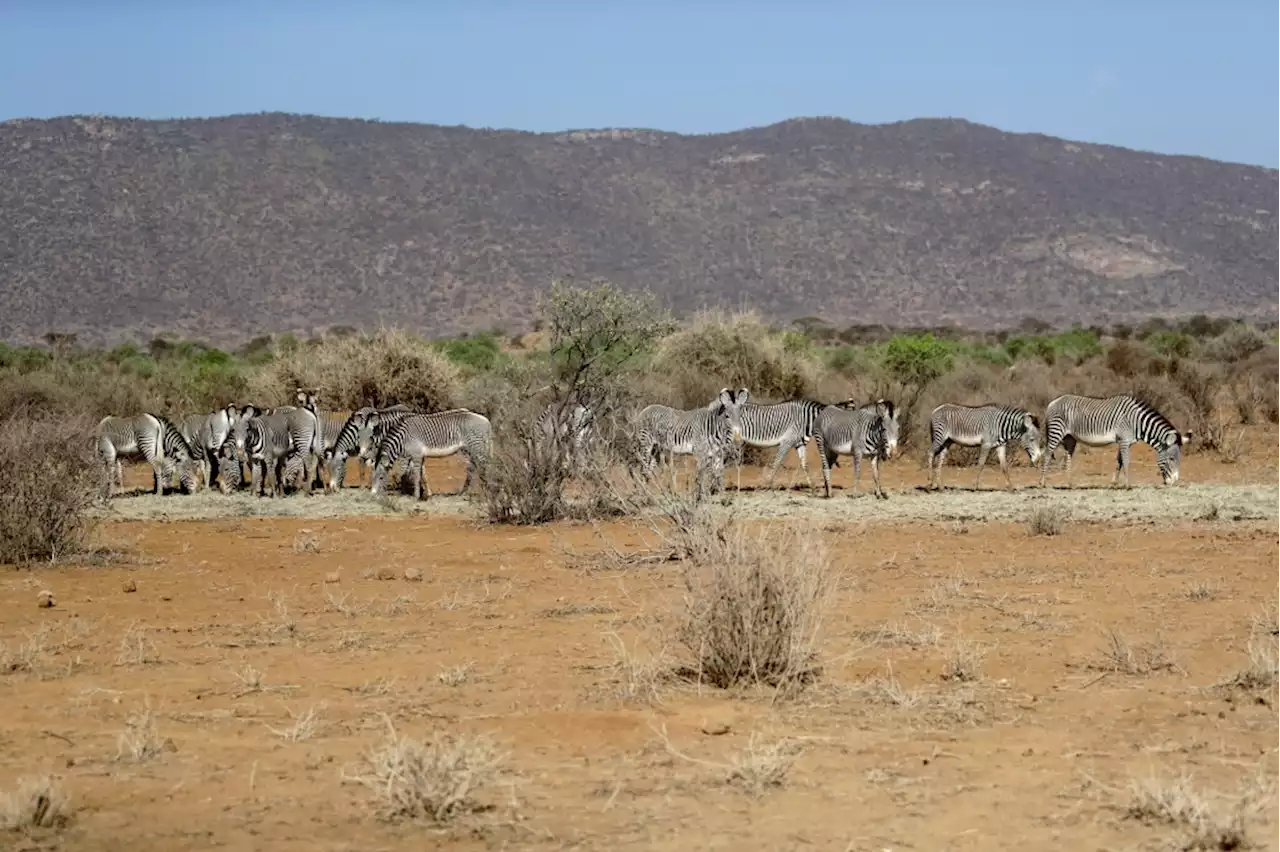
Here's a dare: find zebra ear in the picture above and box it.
[1025,413,1039,429]
[737,387,750,405]
[718,388,733,406]
[1180,431,1193,446]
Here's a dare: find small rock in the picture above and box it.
[37,590,55,608]
[699,720,732,736]
[160,595,172,602]
[403,567,422,582]
[324,572,341,584]
[162,738,178,753]
[122,579,137,593]
[375,567,397,581]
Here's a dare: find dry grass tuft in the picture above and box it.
[1025,504,1070,536]
[0,774,72,832]
[1096,628,1180,677]
[602,631,672,706]
[344,716,506,824]
[436,663,474,687]
[940,639,987,683]
[1124,771,1274,851]
[725,733,805,797]
[268,704,325,743]
[113,622,159,667]
[115,706,164,763]
[673,515,834,694]
[0,411,99,563]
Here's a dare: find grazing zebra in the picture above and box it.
[369,409,492,500]
[310,407,353,490]
[728,399,824,491]
[927,403,1044,490]
[179,404,241,490]
[324,404,416,491]
[1039,394,1192,488]
[230,407,321,496]
[95,413,197,498]
[814,399,899,500]
[634,388,750,494]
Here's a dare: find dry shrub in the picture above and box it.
[1228,347,1278,425]
[345,716,505,823]
[1124,771,1274,851]
[0,774,72,832]
[651,310,819,408]
[673,515,833,693]
[1026,505,1069,537]
[1168,358,1225,449]
[1105,339,1154,378]
[247,328,459,411]
[0,412,98,564]
[0,368,155,421]
[1200,323,1269,364]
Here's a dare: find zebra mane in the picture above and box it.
[1126,394,1178,435]
[154,413,194,454]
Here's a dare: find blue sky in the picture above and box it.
[1,2,1275,167]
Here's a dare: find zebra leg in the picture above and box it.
[871,454,885,499]
[795,440,813,489]
[930,442,950,490]
[149,460,166,496]
[1113,440,1133,489]
[765,443,791,490]
[975,444,992,490]
[818,441,836,499]
[1061,436,1078,486]
[996,444,1012,489]
[1039,432,1064,488]
[851,452,863,496]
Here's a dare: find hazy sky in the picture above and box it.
[1,1,1275,167]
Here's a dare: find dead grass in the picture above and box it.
[268,704,326,743]
[115,705,164,763]
[0,774,72,832]
[1123,771,1274,851]
[0,411,99,563]
[602,631,671,706]
[940,639,987,683]
[1095,628,1181,677]
[673,515,834,694]
[1026,504,1070,536]
[725,733,806,797]
[343,716,506,824]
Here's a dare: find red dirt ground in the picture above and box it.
[2,428,1277,851]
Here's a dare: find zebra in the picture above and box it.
[95,413,197,498]
[726,399,825,491]
[310,407,354,491]
[534,401,595,472]
[634,388,750,494]
[179,404,241,490]
[814,399,900,500]
[158,455,202,495]
[323,404,417,491]
[230,406,321,496]
[1038,394,1192,488]
[927,403,1044,490]
[369,409,492,500]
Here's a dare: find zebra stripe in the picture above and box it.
[927,403,1043,490]
[1039,394,1191,488]
[814,399,899,500]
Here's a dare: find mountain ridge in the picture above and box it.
[1,111,1275,346]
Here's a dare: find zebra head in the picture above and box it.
[1021,412,1044,465]
[875,399,900,459]
[1157,429,1192,485]
[230,414,254,463]
[295,387,320,411]
[714,387,750,441]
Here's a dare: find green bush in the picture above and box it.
[882,333,955,388]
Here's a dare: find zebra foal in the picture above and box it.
[927,403,1043,490]
[1038,394,1191,488]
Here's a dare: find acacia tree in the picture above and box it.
[481,280,676,524]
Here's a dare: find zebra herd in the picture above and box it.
[92,388,1193,502]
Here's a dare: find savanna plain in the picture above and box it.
[2,426,1277,852]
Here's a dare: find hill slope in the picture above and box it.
[0,112,1275,346]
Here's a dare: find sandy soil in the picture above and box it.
[2,427,1277,851]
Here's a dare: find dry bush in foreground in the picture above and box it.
[0,411,98,564]
[345,717,506,824]
[0,774,72,832]
[673,514,834,693]
[1124,771,1274,851]
[1025,504,1069,537]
